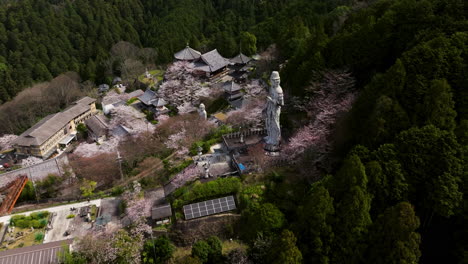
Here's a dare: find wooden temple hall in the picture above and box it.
[174,45,252,80]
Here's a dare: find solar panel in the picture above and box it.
[183,196,236,220]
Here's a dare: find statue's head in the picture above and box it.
[199,103,205,110]
[270,71,280,87]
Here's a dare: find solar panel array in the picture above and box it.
[183,196,236,220]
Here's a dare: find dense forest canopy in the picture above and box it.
[0,0,467,263]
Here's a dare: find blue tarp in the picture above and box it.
[238,163,246,171]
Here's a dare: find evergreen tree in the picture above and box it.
[424,79,457,131]
[332,154,372,263]
[267,230,303,264]
[366,202,421,264]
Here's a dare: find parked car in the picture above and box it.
[0,165,3,170]
[0,154,5,159]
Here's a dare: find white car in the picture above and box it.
[0,165,4,170]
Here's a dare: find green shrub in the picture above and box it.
[15,220,29,228]
[111,186,125,196]
[239,184,265,209]
[31,220,42,228]
[206,97,229,114]
[34,232,44,242]
[30,211,49,220]
[39,219,47,228]
[126,97,138,105]
[173,178,241,208]
[67,214,75,219]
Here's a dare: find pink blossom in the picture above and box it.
[0,134,18,151]
[169,164,201,189]
[157,61,217,110]
[283,70,357,173]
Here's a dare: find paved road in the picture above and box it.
[0,198,107,225]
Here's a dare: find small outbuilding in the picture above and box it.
[223,81,243,101]
[151,204,172,225]
[85,115,109,143]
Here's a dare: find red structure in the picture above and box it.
[0,176,28,215]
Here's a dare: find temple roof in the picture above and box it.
[174,46,202,61]
[230,53,252,65]
[223,81,242,93]
[13,97,96,147]
[199,49,229,72]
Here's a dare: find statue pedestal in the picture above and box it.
[264,143,280,156]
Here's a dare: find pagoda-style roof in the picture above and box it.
[174,45,202,61]
[151,98,167,108]
[138,90,157,105]
[198,49,229,73]
[223,81,242,93]
[230,53,252,65]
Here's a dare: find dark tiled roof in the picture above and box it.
[223,81,242,93]
[151,98,167,107]
[230,53,251,64]
[138,90,156,105]
[14,97,96,147]
[85,115,109,137]
[174,46,202,61]
[200,49,229,72]
[151,204,172,220]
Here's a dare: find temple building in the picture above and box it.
[174,45,202,61]
[223,81,243,101]
[13,97,97,158]
[191,49,230,79]
[230,53,252,65]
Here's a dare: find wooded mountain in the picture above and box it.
[0,0,467,263]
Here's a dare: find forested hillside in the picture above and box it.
[280,0,467,263]
[0,0,339,104]
[0,0,467,263]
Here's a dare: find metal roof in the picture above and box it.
[174,46,202,61]
[0,239,72,264]
[183,196,236,220]
[199,49,229,72]
[13,97,96,147]
[230,53,251,64]
[151,204,172,220]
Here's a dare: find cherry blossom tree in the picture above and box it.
[157,61,214,113]
[0,134,18,151]
[169,164,201,189]
[283,70,357,176]
[157,114,214,157]
[226,98,264,128]
[74,137,121,158]
[109,105,155,134]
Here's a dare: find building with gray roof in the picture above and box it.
[174,45,202,61]
[230,53,252,65]
[223,81,243,101]
[13,97,97,158]
[193,49,230,78]
[85,114,109,143]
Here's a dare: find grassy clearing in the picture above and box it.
[90,205,97,221]
[1,227,45,250]
[222,239,248,255]
[172,246,192,261]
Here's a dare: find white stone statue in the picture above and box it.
[264,71,284,152]
[199,103,207,120]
